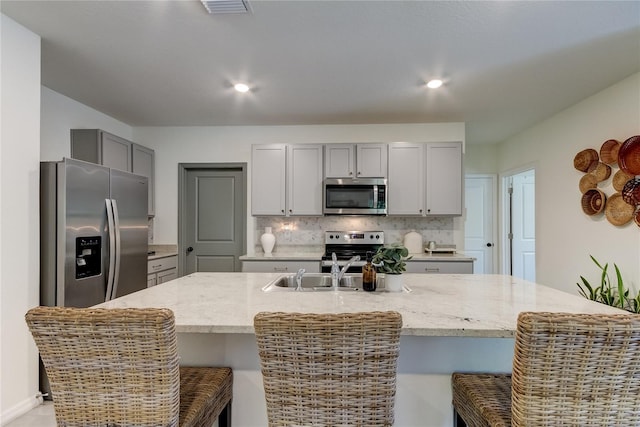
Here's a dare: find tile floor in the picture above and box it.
[5,402,55,427]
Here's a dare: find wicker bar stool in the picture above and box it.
[26,306,233,427]
[254,311,402,426]
[452,311,640,426]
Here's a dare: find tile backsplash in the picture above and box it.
[255,216,453,253]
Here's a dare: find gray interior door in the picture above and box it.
[181,165,246,274]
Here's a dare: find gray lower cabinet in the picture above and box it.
[241,260,320,273]
[147,256,178,287]
[405,260,473,274]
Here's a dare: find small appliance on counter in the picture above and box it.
[403,231,422,254]
[425,244,457,254]
[320,231,384,273]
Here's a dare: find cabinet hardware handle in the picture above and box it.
[486,243,493,247]
[425,268,440,272]
[186,246,193,253]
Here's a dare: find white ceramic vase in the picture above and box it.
[260,227,276,254]
[385,273,403,292]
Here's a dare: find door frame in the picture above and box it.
[499,164,536,276]
[464,173,498,274]
[178,163,247,276]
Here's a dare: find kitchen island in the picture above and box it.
[97,273,623,426]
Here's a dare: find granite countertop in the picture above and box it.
[240,251,474,262]
[240,252,324,261]
[96,272,624,338]
[148,244,178,260]
[406,252,475,261]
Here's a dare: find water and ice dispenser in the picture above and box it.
[75,236,101,279]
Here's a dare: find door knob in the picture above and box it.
[486,243,493,247]
[186,246,194,253]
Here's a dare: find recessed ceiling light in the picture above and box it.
[234,83,250,93]
[426,79,443,89]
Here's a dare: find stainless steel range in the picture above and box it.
[320,231,384,273]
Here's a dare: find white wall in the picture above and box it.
[132,123,466,248]
[40,86,133,161]
[497,72,640,295]
[1,14,42,423]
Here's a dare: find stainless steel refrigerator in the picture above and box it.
[40,157,149,308]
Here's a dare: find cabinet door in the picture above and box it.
[405,260,473,274]
[147,274,157,288]
[131,143,155,216]
[287,145,323,216]
[357,143,387,178]
[324,144,355,178]
[157,269,178,284]
[70,129,132,172]
[100,131,132,172]
[241,260,320,273]
[252,145,286,215]
[388,143,424,215]
[425,142,463,215]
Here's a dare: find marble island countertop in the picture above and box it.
[97,272,623,338]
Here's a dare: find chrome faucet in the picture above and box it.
[331,253,360,289]
[295,268,306,291]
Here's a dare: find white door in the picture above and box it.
[511,170,536,281]
[464,175,496,274]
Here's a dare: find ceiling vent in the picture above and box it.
[201,0,252,14]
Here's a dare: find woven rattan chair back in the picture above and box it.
[511,311,640,426]
[26,307,181,427]
[254,311,402,427]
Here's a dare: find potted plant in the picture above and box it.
[576,255,639,313]
[372,243,412,292]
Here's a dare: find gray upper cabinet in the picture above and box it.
[251,144,323,216]
[324,143,387,178]
[131,143,155,216]
[388,143,424,215]
[251,145,287,215]
[425,142,462,215]
[388,141,462,216]
[71,129,155,216]
[71,129,132,172]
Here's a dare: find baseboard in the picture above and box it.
[1,394,43,426]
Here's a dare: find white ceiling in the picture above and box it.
[2,0,639,144]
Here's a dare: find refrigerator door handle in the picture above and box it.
[105,199,116,302]
[109,199,122,301]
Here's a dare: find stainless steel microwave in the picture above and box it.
[323,178,387,215]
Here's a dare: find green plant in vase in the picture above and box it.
[373,244,412,292]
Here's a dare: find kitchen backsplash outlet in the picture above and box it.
[255,216,453,253]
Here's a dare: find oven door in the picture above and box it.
[323,178,387,215]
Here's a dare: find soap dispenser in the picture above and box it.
[362,251,376,292]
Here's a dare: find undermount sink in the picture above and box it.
[261,273,411,293]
